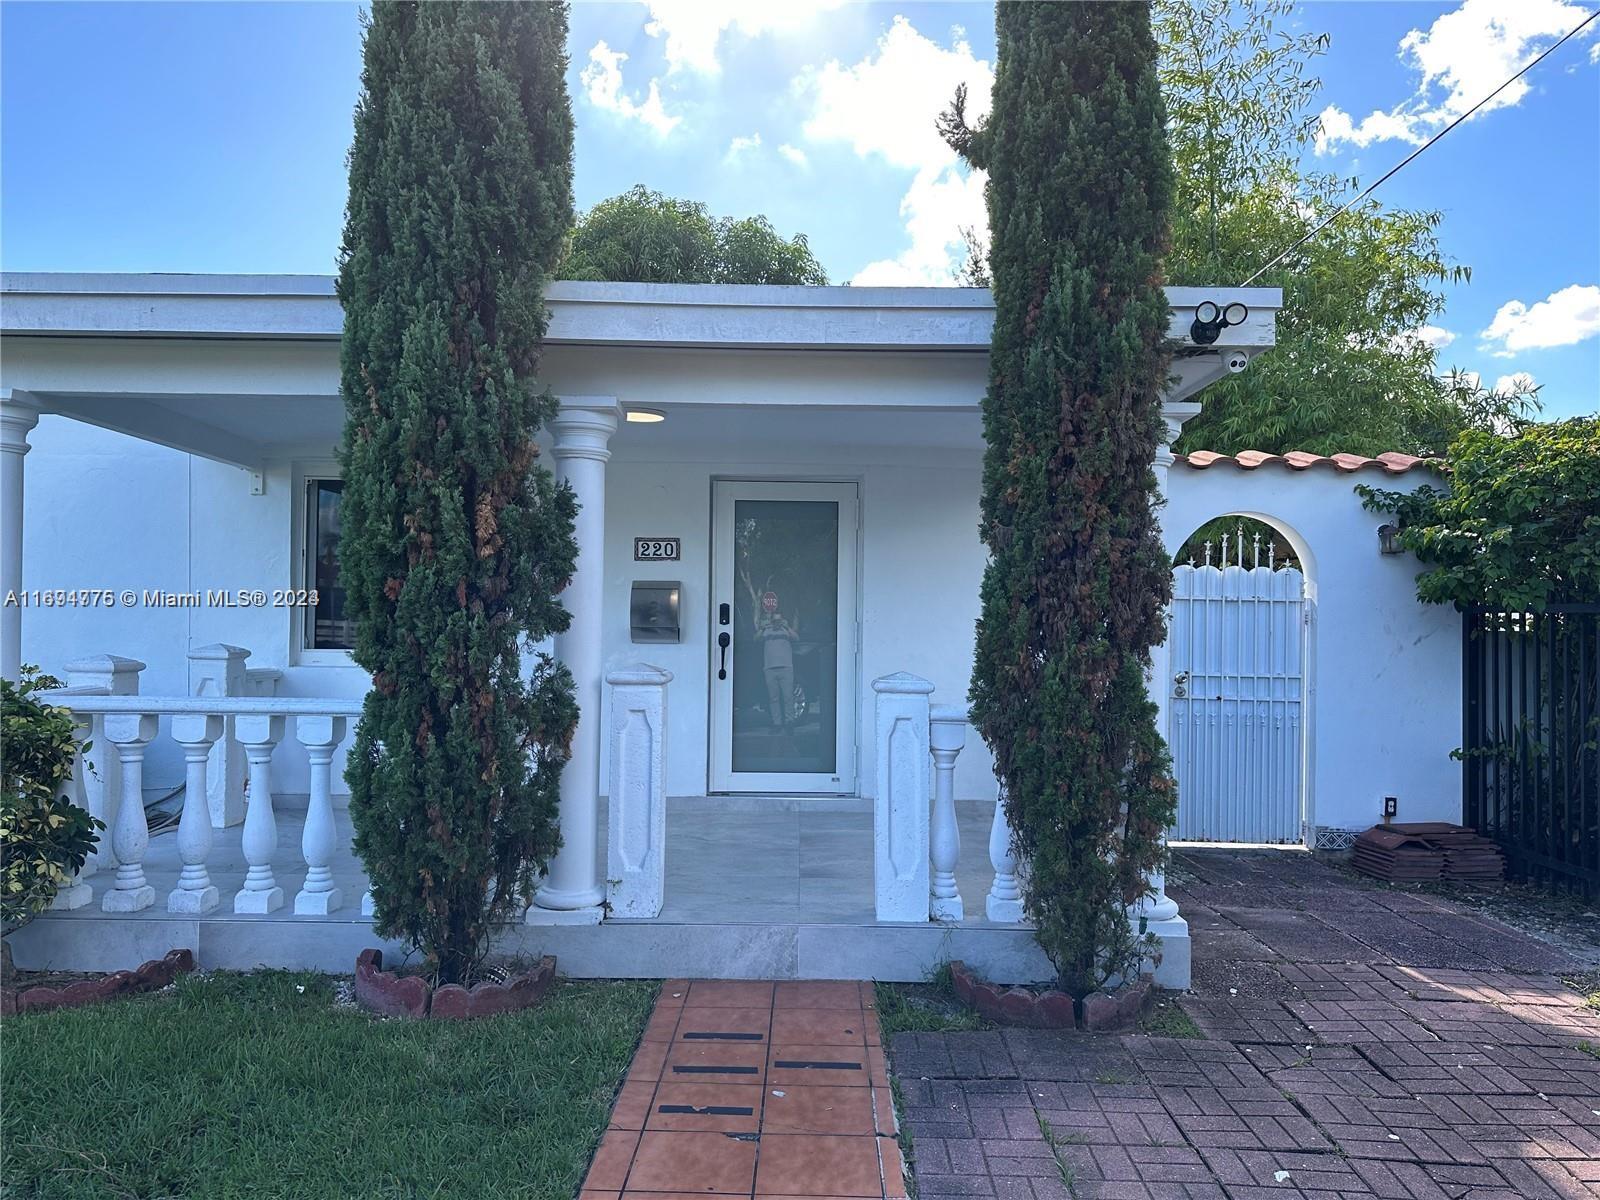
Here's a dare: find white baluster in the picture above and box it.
[65,654,144,871]
[49,719,95,910]
[233,714,286,913]
[295,715,347,915]
[985,789,1025,923]
[101,713,159,912]
[168,714,224,913]
[928,704,967,922]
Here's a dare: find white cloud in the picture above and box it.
[799,17,994,284]
[1316,0,1598,155]
[725,132,762,162]
[1493,371,1539,394]
[1479,284,1600,356]
[777,143,809,169]
[580,42,681,137]
[642,0,848,76]
[1392,323,1458,353]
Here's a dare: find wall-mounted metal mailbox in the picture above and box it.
[630,580,681,643]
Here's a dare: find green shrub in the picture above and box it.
[2,667,101,937]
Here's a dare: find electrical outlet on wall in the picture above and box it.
[1383,796,1398,820]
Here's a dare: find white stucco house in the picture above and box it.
[0,273,1462,983]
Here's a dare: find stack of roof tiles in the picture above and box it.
[1352,822,1506,883]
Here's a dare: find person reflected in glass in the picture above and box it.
[759,609,798,730]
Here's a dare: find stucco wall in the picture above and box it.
[1163,461,1462,836]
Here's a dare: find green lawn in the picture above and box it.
[1,971,655,1200]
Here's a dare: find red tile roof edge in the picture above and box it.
[1174,449,1436,475]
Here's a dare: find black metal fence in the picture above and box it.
[1462,604,1599,898]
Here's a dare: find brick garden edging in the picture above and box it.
[353,948,556,1020]
[948,960,1154,1031]
[1,948,195,1016]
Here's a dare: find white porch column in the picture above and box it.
[531,397,619,924]
[1133,416,1189,988]
[0,390,41,680]
[873,672,934,923]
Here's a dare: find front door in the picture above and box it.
[709,480,858,794]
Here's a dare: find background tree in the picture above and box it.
[1360,417,1600,612]
[958,0,1532,457]
[338,0,579,985]
[942,4,1177,997]
[1156,0,1514,456]
[563,185,828,284]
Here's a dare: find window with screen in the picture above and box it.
[305,479,353,650]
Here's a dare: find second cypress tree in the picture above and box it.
[943,4,1178,997]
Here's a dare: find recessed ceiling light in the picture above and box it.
[625,407,666,424]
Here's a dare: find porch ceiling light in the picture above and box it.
[1189,299,1250,346]
[625,407,666,424]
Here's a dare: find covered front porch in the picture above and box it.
[9,795,1052,981]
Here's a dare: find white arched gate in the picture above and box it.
[1168,547,1307,844]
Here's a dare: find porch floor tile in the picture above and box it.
[590,978,907,1200]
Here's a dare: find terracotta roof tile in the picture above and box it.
[1174,449,1433,475]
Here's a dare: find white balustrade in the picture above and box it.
[986,788,1026,923]
[101,713,159,911]
[39,690,365,928]
[295,715,346,915]
[928,704,967,922]
[169,714,224,913]
[64,654,143,871]
[234,713,286,913]
[188,643,251,828]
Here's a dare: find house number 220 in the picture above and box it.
[634,538,680,561]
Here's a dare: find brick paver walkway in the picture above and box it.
[890,850,1600,1200]
[584,979,907,1199]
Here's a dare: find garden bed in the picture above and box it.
[1,970,656,1199]
[353,948,557,1020]
[1,948,194,1015]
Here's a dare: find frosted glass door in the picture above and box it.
[710,482,857,794]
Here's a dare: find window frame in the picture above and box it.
[290,459,354,667]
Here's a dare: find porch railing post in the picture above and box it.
[100,712,159,912]
[233,713,286,913]
[187,643,251,828]
[295,715,346,915]
[873,672,934,922]
[605,664,672,919]
[169,714,224,913]
[928,704,967,922]
[985,789,1025,923]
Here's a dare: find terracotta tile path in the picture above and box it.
[584,979,907,1200]
[889,850,1600,1199]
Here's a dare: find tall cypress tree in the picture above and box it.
[942,4,1177,996]
[337,1,578,985]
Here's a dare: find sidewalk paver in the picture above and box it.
[585,979,906,1200]
[885,849,1600,1199]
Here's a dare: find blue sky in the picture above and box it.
[2,1,1596,420]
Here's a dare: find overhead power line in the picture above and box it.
[1243,7,1600,286]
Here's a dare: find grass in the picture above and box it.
[1139,995,1205,1040]
[1558,967,1600,1013]
[1,970,655,1200]
[873,964,994,1038]
[1035,1114,1079,1199]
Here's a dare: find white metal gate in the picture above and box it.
[1168,544,1306,844]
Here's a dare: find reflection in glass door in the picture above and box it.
[710,481,858,794]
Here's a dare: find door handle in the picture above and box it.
[717,631,731,680]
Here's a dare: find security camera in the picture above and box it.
[1224,350,1250,374]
